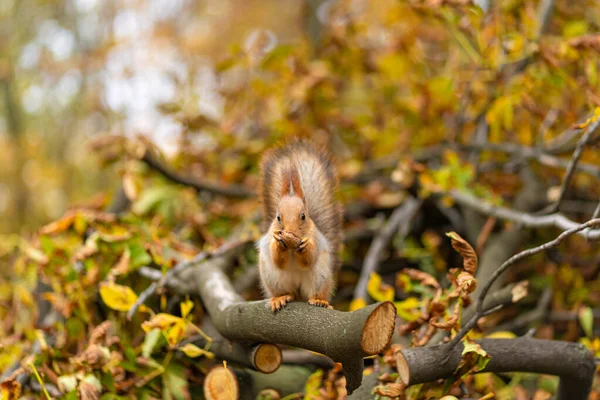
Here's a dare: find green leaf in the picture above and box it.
[142,328,162,358]
[162,363,190,400]
[578,306,594,338]
[128,243,152,269]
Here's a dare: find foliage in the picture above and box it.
[1,0,600,399]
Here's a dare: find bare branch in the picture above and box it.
[353,196,421,304]
[126,239,252,319]
[141,150,254,198]
[448,218,600,348]
[544,116,600,213]
[450,190,600,239]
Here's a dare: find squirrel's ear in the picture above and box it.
[290,167,304,199]
[280,168,291,197]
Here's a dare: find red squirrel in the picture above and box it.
[257,141,342,312]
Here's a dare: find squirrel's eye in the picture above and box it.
[277,214,281,222]
[301,212,305,220]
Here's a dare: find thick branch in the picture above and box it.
[398,339,595,400]
[141,150,253,198]
[353,196,421,303]
[177,258,396,394]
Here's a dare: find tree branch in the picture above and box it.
[450,190,600,239]
[448,218,600,348]
[141,150,254,198]
[175,255,397,394]
[397,339,595,400]
[353,196,421,304]
[544,116,600,213]
[126,239,252,319]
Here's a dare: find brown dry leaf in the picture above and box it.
[42,292,74,317]
[569,34,600,52]
[78,380,100,400]
[402,268,440,289]
[374,382,406,398]
[108,248,131,281]
[511,281,529,303]
[71,344,111,369]
[413,323,436,347]
[430,302,461,330]
[456,271,477,295]
[446,232,478,274]
[89,321,113,345]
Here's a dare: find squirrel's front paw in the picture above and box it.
[308,298,333,309]
[296,237,308,253]
[270,294,294,312]
[273,232,288,250]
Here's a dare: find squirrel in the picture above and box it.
[257,141,342,312]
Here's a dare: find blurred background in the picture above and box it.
[0,0,307,233]
[2,0,599,235]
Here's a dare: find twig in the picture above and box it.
[353,197,421,304]
[450,190,600,239]
[126,239,252,319]
[493,288,552,332]
[447,218,600,348]
[141,150,253,198]
[544,116,600,213]
[536,0,555,38]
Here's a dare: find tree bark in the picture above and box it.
[397,338,595,400]
[177,258,396,394]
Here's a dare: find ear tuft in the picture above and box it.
[290,166,304,199]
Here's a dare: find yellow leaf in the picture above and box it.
[1,379,21,400]
[366,272,395,302]
[165,320,187,347]
[180,299,194,319]
[141,313,182,333]
[349,298,367,311]
[394,297,420,310]
[179,343,214,359]
[485,331,517,339]
[99,282,138,312]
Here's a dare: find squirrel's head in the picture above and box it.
[275,165,309,234]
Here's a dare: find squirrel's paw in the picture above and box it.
[296,238,308,253]
[273,232,288,250]
[270,294,294,312]
[308,299,333,309]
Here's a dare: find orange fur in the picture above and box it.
[258,140,343,311]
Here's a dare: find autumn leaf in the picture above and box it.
[511,281,529,303]
[446,232,478,274]
[349,298,367,311]
[178,343,214,359]
[0,379,21,400]
[99,282,138,312]
[141,313,182,332]
[39,212,76,235]
[455,338,491,379]
[367,272,395,302]
[456,271,477,295]
[430,302,461,330]
[107,248,131,281]
[180,299,194,319]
